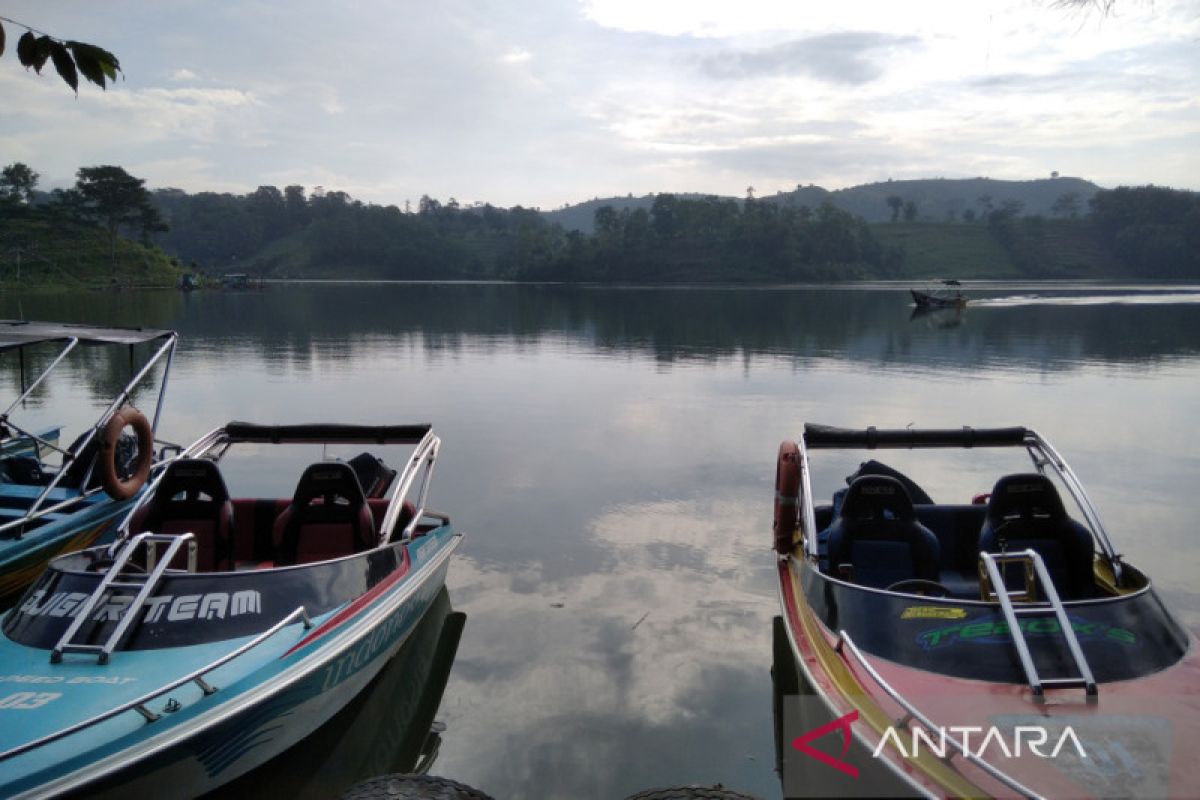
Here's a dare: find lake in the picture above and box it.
[3,282,1199,799]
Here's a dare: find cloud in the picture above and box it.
[700,32,923,85]
[170,68,198,82]
[502,47,533,64]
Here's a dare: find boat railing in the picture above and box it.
[0,485,106,538]
[835,629,1042,800]
[0,605,313,764]
[4,332,178,522]
[381,429,441,543]
[979,549,1098,699]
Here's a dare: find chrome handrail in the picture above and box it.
[380,430,441,543]
[18,334,178,521]
[1,338,79,418]
[836,630,1042,800]
[0,606,313,763]
[1024,431,1119,570]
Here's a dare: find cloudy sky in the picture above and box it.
[1,1,1196,208]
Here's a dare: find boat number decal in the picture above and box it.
[18,589,263,623]
[0,674,138,685]
[0,691,61,710]
[320,599,423,692]
[917,614,1137,650]
[902,605,967,620]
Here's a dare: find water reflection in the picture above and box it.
[5,284,1200,376]
[211,588,465,799]
[4,284,1199,799]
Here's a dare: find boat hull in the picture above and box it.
[0,496,130,610]
[777,556,1200,799]
[0,527,460,799]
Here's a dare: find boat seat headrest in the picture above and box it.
[292,461,367,508]
[154,458,231,504]
[839,475,916,522]
[984,474,1066,523]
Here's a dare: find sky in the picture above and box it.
[1,1,1197,209]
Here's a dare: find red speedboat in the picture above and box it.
[772,425,1199,799]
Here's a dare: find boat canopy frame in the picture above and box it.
[0,324,178,537]
[115,421,442,550]
[796,424,1123,584]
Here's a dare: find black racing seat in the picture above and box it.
[272,462,376,565]
[826,475,941,589]
[129,458,235,572]
[978,474,1095,599]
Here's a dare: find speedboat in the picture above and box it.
[910,288,967,310]
[1,321,177,607]
[772,425,1199,799]
[0,421,461,798]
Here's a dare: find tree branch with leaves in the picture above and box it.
[0,15,121,93]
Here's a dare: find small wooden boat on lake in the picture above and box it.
[0,421,460,798]
[772,424,1199,798]
[910,287,967,310]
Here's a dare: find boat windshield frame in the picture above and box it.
[797,424,1121,581]
[0,325,178,534]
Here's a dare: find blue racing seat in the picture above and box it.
[826,475,941,589]
[978,474,1095,599]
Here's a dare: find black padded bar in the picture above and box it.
[223,422,432,445]
[803,424,1029,449]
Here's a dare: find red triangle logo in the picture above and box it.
[791,710,860,778]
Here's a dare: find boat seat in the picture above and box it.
[825,475,940,589]
[129,458,235,572]
[273,462,376,565]
[978,474,1095,600]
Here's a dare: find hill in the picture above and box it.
[542,177,1101,232]
[0,213,182,289]
[871,220,1123,279]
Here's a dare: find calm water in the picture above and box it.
[3,283,1200,799]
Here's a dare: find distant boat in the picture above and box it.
[911,281,967,309]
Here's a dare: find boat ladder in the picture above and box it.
[51,532,197,665]
[979,549,1097,700]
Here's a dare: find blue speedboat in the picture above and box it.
[0,421,460,798]
[1,321,178,607]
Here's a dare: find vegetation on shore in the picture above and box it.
[1,162,179,288]
[3,160,1197,287]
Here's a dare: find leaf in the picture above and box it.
[68,41,121,81]
[67,42,106,88]
[0,22,6,59]
[50,42,78,93]
[32,35,53,74]
[16,31,36,68]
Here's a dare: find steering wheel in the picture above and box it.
[885,578,951,597]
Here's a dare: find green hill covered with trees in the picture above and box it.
[5,161,1198,286]
[1,162,180,288]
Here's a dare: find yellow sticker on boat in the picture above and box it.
[902,606,967,620]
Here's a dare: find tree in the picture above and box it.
[74,165,165,278]
[886,195,903,222]
[0,15,122,93]
[903,200,918,222]
[0,162,39,204]
[1051,192,1082,219]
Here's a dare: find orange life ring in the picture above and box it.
[774,440,801,554]
[99,407,153,500]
